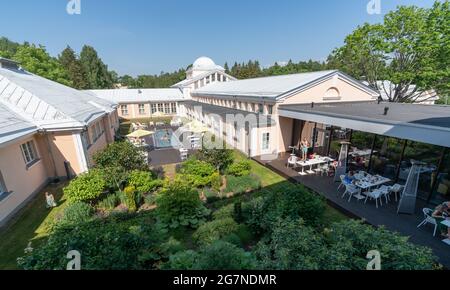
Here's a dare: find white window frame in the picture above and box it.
[21,140,38,166]
[121,105,128,116]
[138,104,146,115]
[151,103,157,114]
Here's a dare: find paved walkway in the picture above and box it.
[254,153,450,268]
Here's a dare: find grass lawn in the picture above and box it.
[0,182,68,270]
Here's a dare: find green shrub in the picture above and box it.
[64,169,106,203]
[156,179,209,229]
[97,193,120,211]
[195,148,234,173]
[224,174,261,195]
[124,186,137,212]
[180,158,215,177]
[55,202,94,228]
[212,204,234,220]
[128,170,163,193]
[193,218,239,246]
[247,184,326,235]
[93,141,147,172]
[18,213,167,270]
[144,194,157,206]
[227,160,251,176]
[210,172,222,192]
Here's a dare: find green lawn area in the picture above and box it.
[0,182,68,270]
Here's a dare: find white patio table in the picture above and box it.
[353,176,391,200]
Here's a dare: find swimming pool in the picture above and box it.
[154,129,181,148]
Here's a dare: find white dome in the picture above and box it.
[193,56,216,69]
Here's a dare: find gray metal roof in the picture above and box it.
[192,70,378,99]
[278,101,450,148]
[0,102,37,145]
[0,66,117,143]
[279,101,450,128]
[87,88,185,103]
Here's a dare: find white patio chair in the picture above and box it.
[337,175,346,191]
[379,185,392,203]
[287,156,298,169]
[417,208,438,237]
[342,183,360,202]
[390,184,404,202]
[364,189,383,208]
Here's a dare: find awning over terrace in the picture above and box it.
[278,101,450,148]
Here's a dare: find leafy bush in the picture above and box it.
[156,179,209,229]
[57,202,94,228]
[246,184,325,234]
[210,172,222,192]
[18,213,167,270]
[93,141,147,172]
[97,193,120,211]
[253,218,438,270]
[180,158,215,177]
[164,241,256,270]
[123,186,137,212]
[144,194,157,206]
[128,170,162,193]
[193,218,239,246]
[64,169,106,203]
[227,160,251,176]
[195,148,234,173]
[212,204,235,220]
[224,174,261,195]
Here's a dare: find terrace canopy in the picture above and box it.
[278,101,450,148]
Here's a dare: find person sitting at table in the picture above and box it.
[300,138,309,161]
[344,171,356,185]
[432,205,450,239]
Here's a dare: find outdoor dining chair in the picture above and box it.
[287,155,298,169]
[364,189,383,208]
[342,183,360,202]
[337,175,346,191]
[417,208,438,237]
[390,184,404,202]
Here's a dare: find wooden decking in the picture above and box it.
[253,153,450,268]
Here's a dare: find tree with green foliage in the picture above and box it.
[94,141,147,172]
[195,147,234,173]
[59,46,88,89]
[79,45,114,89]
[128,170,163,193]
[328,1,449,102]
[156,179,209,229]
[8,44,71,86]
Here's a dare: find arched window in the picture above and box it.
[323,87,341,101]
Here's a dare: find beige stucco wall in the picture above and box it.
[0,135,50,223]
[280,75,377,105]
[47,132,84,177]
[117,102,179,119]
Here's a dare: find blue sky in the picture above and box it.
[0,0,437,76]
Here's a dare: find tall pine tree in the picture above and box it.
[59,46,88,89]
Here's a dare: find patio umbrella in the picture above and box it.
[186,120,209,133]
[127,129,154,139]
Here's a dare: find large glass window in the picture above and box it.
[151,104,157,114]
[158,103,164,112]
[430,149,450,204]
[400,142,441,200]
[21,141,38,165]
[164,103,171,114]
[267,105,273,115]
[370,137,403,180]
[348,131,376,171]
[258,104,264,114]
